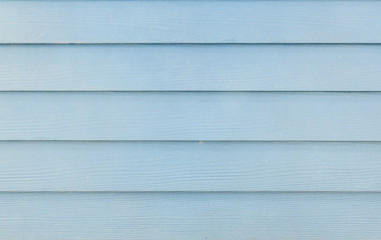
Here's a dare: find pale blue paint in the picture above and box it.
[0,0,380,239]
[0,92,380,140]
[1,45,381,91]
[1,141,381,191]
[0,193,381,240]
[0,1,381,43]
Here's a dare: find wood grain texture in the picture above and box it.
[2,45,381,91]
[0,192,380,240]
[1,141,381,191]
[1,92,381,141]
[1,1,381,43]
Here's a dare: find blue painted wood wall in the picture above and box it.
[1,1,381,239]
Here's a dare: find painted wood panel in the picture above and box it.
[0,92,381,141]
[0,193,380,240]
[1,1,381,43]
[1,141,381,191]
[2,45,381,91]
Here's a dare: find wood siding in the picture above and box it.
[0,1,380,239]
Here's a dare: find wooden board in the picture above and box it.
[1,1,380,239]
[1,141,381,192]
[1,1,381,43]
[1,92,381,141]
[2,45,381,91]
[0,193,380,240]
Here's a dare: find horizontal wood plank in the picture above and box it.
[0,193,380,239]
[1,1,381,43]
[1,92,381,141]
[2,45,381,91]
[1,141,381,191]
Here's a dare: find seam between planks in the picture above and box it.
[2,91,381,93]
[1,191,381,194]
[2,43,381,46]
[3,140,381,143]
